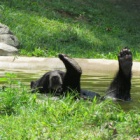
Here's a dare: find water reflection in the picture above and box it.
[81,74,140,110]
[0,71,139,110]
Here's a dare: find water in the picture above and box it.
[81,74,140,110]
[0,70,140,110]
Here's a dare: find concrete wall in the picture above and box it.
[0,56,140,76]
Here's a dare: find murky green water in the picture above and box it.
[0,71,140,110]
[81,74,140,110]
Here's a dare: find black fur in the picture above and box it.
[58,54,82,94]
[31,70,65,95]
[31,54,83,97]
[105,48,132,101]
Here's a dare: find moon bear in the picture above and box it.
[30,48,132,101]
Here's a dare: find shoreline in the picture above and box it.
[0,56,140,76]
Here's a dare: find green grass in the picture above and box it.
[0,74,140,139]
[0,1,140,139]
[0,1,140,138]
[0,0,140,59]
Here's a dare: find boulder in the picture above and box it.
[0,42,18,56]
[0,34,19,47]
[0,23,19,48]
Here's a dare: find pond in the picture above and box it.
[81,74,140,110]
[0,70,140,111]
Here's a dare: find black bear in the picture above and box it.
[31,48,132,101]
[31,70,65,94]
[31,54,84,97]
[31,54,99,98]
[105,48,132,101]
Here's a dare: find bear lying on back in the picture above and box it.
[31,54,83,97]
[31,48,133,101]
[31,54,100,98]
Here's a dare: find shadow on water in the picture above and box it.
[0,70,140,111]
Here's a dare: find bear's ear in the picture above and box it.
[30,81,35,88]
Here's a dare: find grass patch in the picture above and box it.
[0,0,140,59]
[0,74,140,139]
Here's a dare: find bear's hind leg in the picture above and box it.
[58,54,82,94]
[106,48,132,101]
